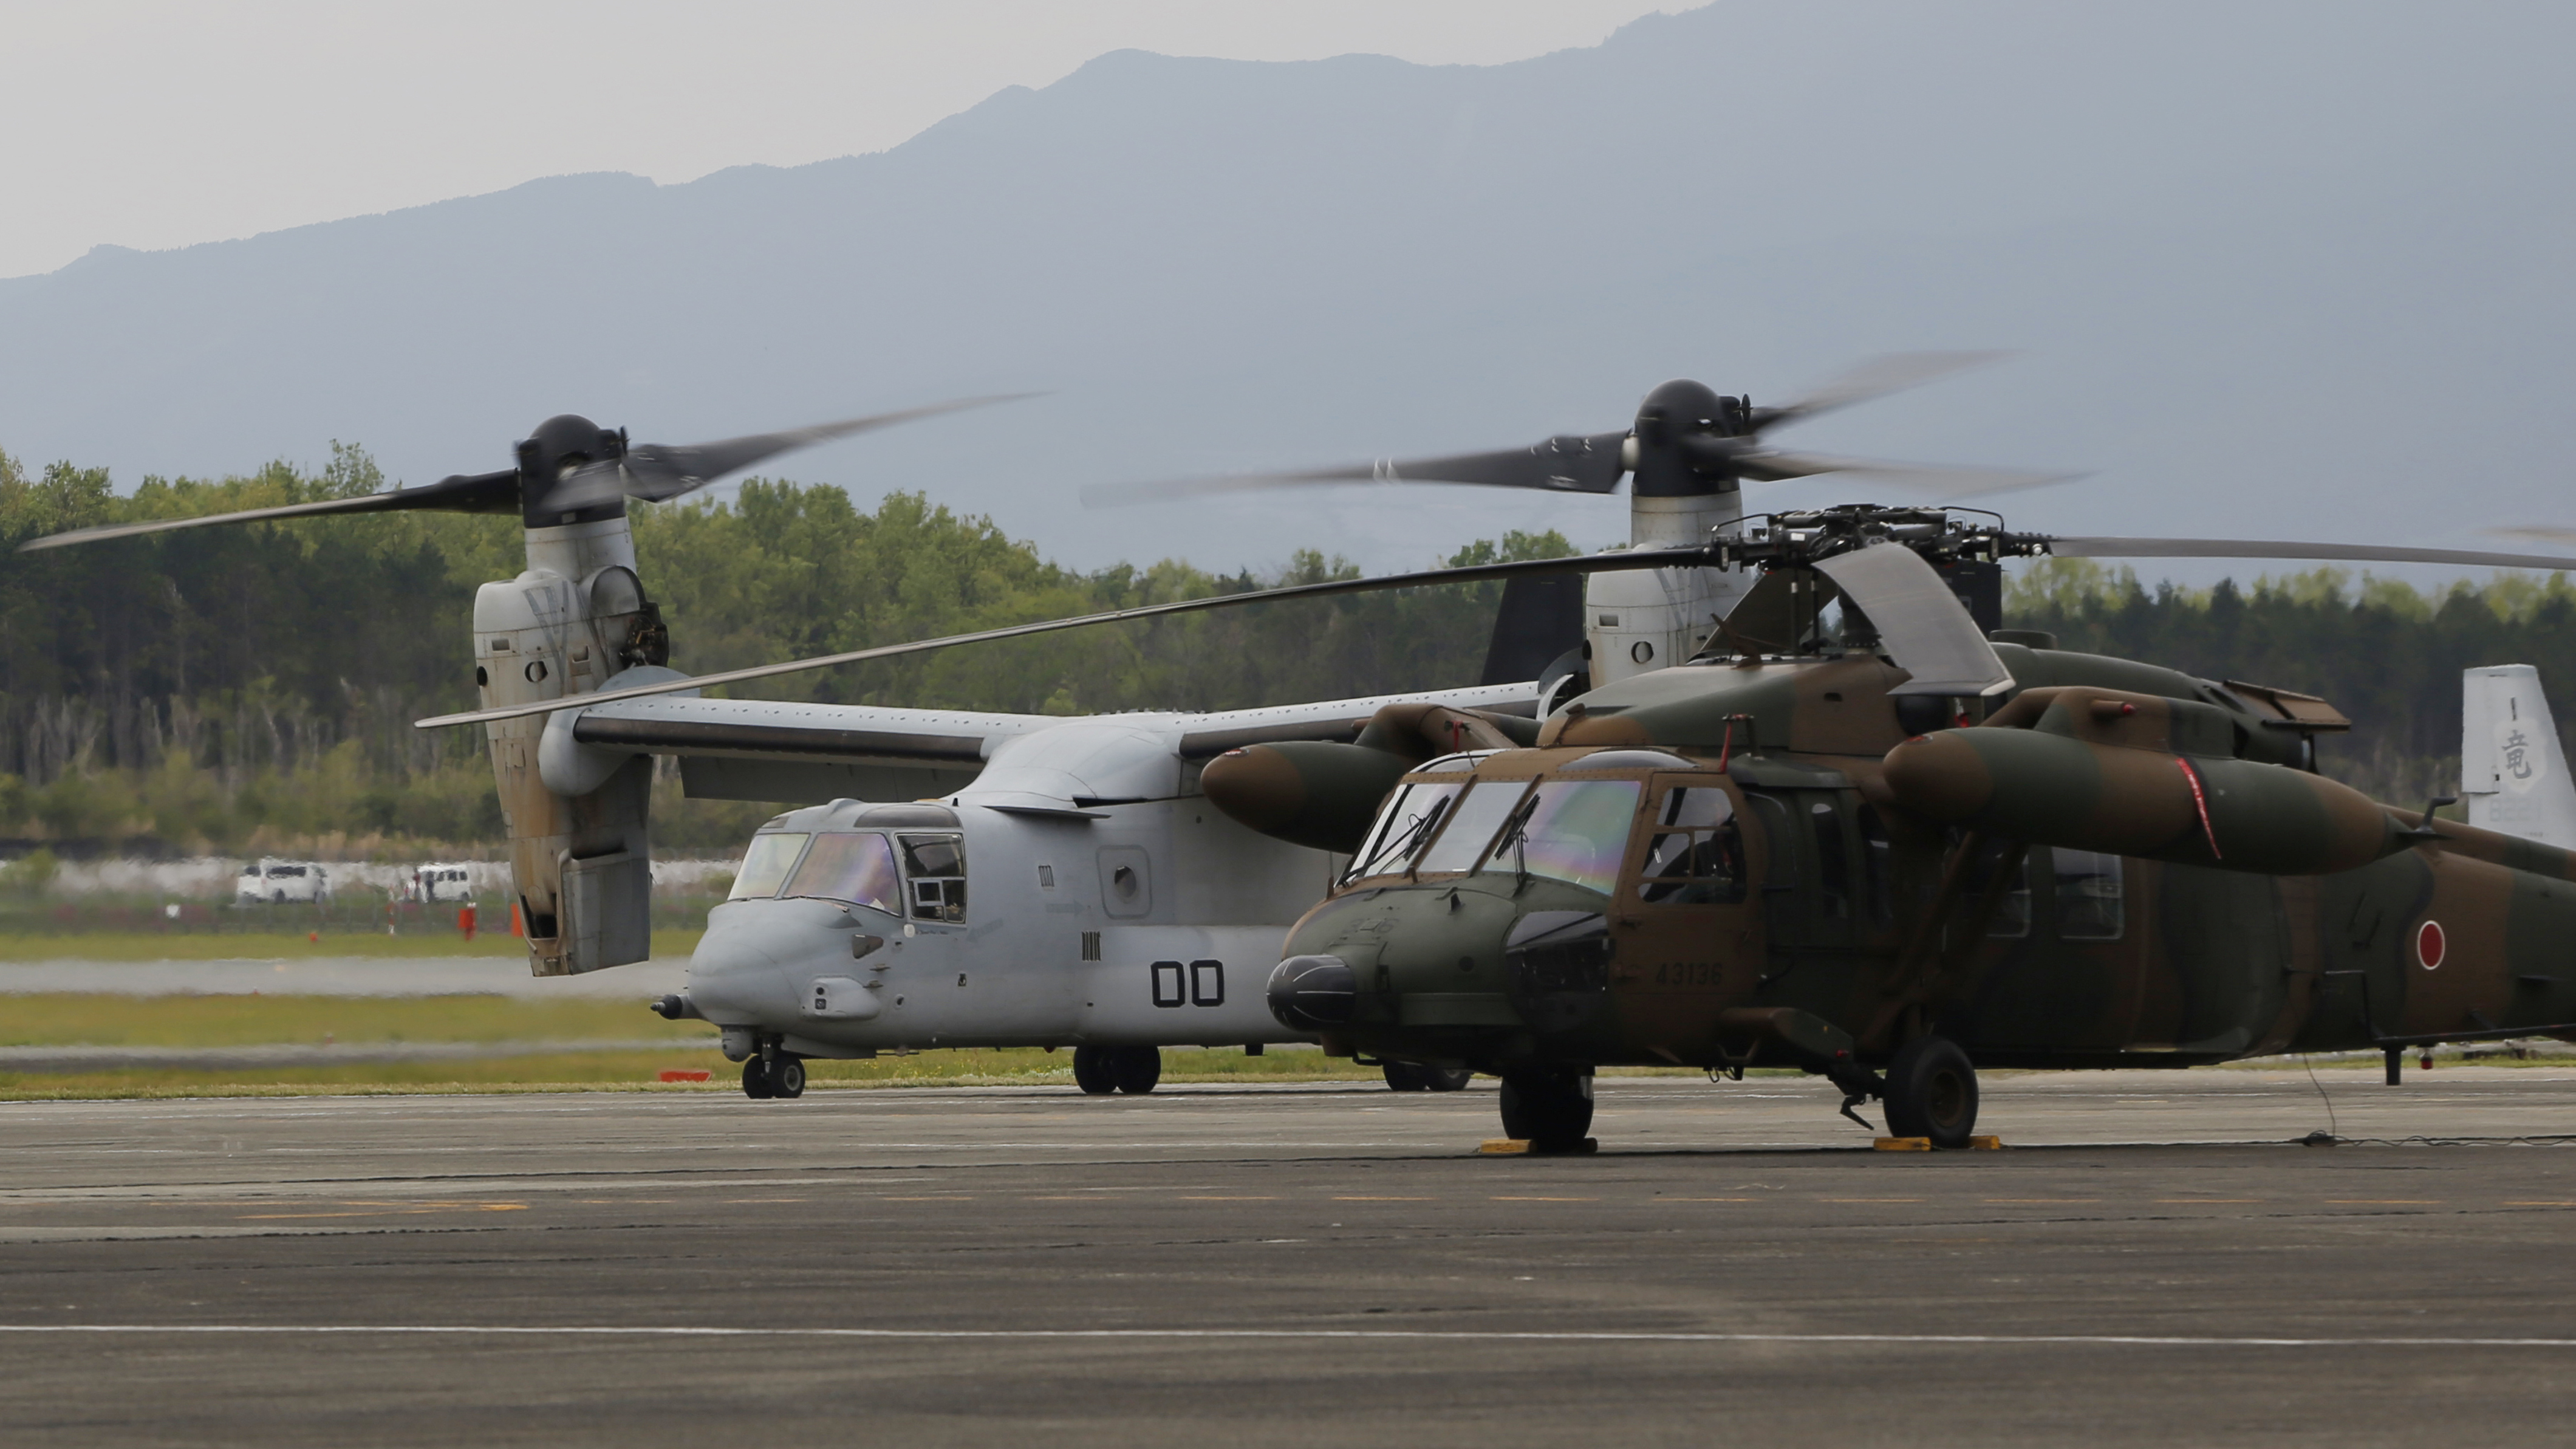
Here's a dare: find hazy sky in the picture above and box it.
[0,0,1672,279]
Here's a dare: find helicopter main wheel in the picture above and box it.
[770,1056,807,1099]
[740,1056,776,1100]
[1071,1046,1119,1095]
[1882,1035,1978,1148]
[1111,1046,1163,1095]
[1498,1067,1594,1152]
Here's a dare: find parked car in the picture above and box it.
[411,863,476,904]
[234,860,331,905]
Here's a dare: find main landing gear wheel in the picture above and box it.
[770,1057,807,1099]
[1498,1067,1594,1152]
[1382,1061,1474,1092]
[1112,1046,1163,1095]
[1882,1035,1978,1148]
[1071,1046,1118,1095]
[741,1057,774,1100]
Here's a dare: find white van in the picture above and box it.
[234,860,331,905]
[411,863,476,904]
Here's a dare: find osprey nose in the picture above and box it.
[1266,954,1357,1032]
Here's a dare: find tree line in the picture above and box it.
[2,442,2563,855]
[2004,559,2576,806]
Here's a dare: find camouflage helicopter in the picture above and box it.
[422,396,2576,1150]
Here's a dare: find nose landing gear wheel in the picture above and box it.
[771,1057,807,1099]
[1882,1035,1978,1148]
[1498,1067,1594,1152]
[741,1057,775,1099]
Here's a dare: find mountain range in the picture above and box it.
[3,0,2569,581]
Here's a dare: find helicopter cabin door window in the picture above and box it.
[1635,783,1747,906]
[2051,848,2125,940]
[898,834,967,923]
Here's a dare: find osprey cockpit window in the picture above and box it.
[728,832,811,900]
[1636,785,1747,906]
[782,832,903,916]
[899,833,968,923]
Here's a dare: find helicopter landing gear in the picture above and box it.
[1882,1035,1978,1148]
[1382,1061,1474,1092]
[1072,1046,1161,1095]
[1498,1066,1593,1152]
[740,1049,805,1100]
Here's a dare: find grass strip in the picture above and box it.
[0,931,705,961]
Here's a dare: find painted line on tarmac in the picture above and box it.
[7,1325,2576,1350]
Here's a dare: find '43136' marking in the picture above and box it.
[1651,961,1727,988]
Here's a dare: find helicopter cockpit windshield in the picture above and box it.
[1483,779,1643,894]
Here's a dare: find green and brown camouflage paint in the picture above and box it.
[1259,641,2576,1078]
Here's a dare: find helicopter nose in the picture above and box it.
[1266,954,1357,1032]
[685,905,796,1018]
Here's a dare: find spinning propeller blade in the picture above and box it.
[18,394,1032,552]
[1086,354,2050,507]
[16,468,522,552]
[547,395,1038,512]
[1082,430,1632,505]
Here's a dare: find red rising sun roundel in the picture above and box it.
[2416,919,2447,971]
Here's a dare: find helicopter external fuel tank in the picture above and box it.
[1883,685,2405,875]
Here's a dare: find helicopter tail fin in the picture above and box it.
[2460,665,2576,849]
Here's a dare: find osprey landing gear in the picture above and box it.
[1071,1046,1162,1095]
[740,1048,805,1100]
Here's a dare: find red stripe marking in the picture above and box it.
[2175,756,2222,860]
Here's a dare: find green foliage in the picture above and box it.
[2007,558,2576,803]
[0,847,57,896]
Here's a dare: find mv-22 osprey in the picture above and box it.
[21,397,1555,1095]
[412,379,2576,1150]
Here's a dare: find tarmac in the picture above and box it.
[2,1067,2574,1445]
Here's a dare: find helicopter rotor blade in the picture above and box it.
[1751,351,2012,431]
[1812,542,2015,697]
[552,393,1039,512]
[2041,537,2576,571]
[2483,526,2576,549]
[15,468,522,552]
[416,544,1713,730]
[1082,430,1632,507]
